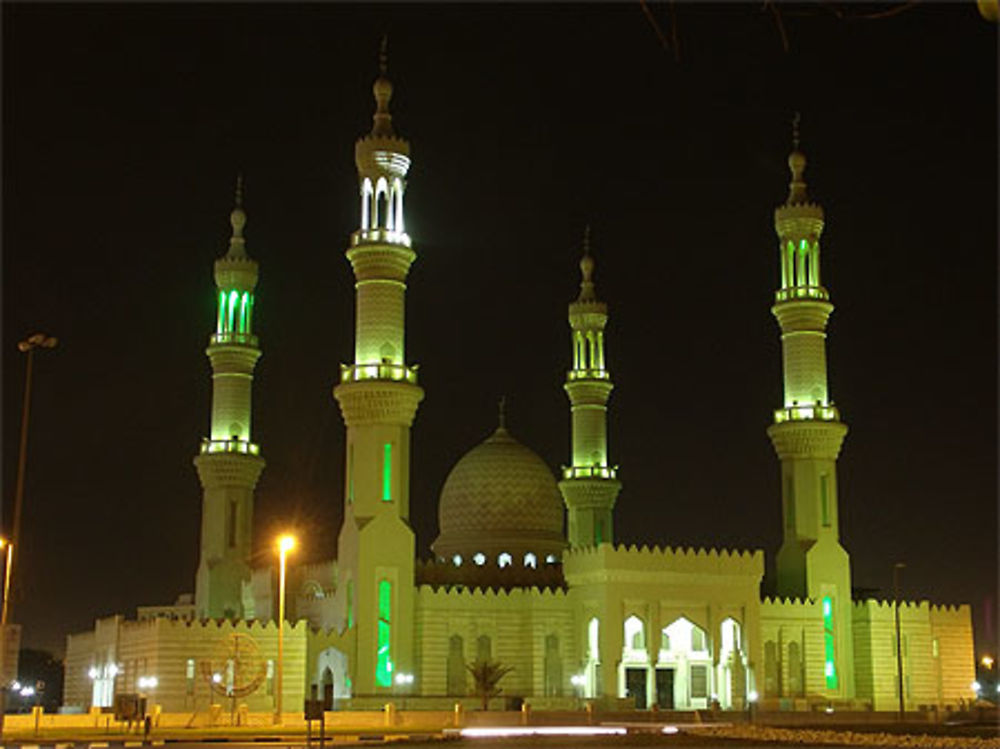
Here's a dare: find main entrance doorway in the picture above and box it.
[655,668,675,709]
[625,668,647,709]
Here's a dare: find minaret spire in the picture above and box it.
[766,130,855,698]
[193,178,265,620]
[558,228,621,551]
[371,35,395,138]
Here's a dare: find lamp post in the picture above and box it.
[8,333,57,624]
[0,539,12,627]
[275,534,296,725]
[893,562,906,721]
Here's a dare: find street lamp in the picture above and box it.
[7,332,57,625]
[275,534,296,724]
[893,562,906,722]
[0,539,12,627]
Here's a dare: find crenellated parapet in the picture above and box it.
[564,542,764,578]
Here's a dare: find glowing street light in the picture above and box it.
[981,655,994,669]
[275,534,296,724]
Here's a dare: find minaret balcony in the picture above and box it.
[200,438,261,456]
[340,362,419,385]
[210,332,259,347]
[567,368,611,382]
[773,404,840,424]
[775,285,829,302]
[351,228,412,247]
[562,465,618,480]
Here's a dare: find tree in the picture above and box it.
[465,659,513,711]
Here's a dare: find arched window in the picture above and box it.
[452,554,462,567]
[498,552,512,568]
[544,634,562,696]
[447,635,465,695]
[476,635,492,663]
[624,616,645,652]
[524,552,537,568]
[375,580,392,687]
[473,553,486,566]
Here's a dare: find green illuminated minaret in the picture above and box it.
[558,228,621,549]
[333,40,423,696]
[193,177,265,620]
[767,121,854,697]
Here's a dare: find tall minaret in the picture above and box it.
[766,118,854,696]
[558,228,621,548]
[193,178,265,620]
[333,40,423,696]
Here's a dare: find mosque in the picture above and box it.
[63,53,974,716]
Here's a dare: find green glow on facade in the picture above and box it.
[595,520,603,546]
[376,580,392,687]
[823,596,838,689]
[217,291,226,333]
[227,290,238,331]
[382,442,392,501]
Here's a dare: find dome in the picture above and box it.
[432,426,566,564]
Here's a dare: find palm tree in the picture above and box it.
[466,659,514,711]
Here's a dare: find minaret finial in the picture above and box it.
[498,395,507,430]
[229,174,247,251]
[371,36,395,137]
[578,226,597,302]
[786,113,809,206]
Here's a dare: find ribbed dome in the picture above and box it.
[432,426,566,563]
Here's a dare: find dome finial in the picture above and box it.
[228,173,247,255]
[371,36,394,137]
[498,395,507,430]
[786,112,809,205]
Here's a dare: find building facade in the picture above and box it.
[64,53,974,716]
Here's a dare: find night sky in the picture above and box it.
[3,4,996,657]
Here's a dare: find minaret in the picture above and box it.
[558,228,621,548]
[766,118,854,696]
[193,177,265,620]
[333,39,423,696]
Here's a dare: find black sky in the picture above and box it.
[2,3,996,657]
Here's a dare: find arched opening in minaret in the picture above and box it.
[374,177,389,229]
[393,178,404,232]
[361,178,373,230]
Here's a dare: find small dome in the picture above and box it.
[432,426,565,562]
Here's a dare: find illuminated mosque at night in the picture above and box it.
[63,53,974,715]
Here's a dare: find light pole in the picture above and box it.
[8,333,57,624]
[893,562,906,721]
[275,534,296,725]
[0,539,12,627]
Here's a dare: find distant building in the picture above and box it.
[64,50,973,715]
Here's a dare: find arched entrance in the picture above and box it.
[656,617,712,710]
[619,615,649,708]
[314,647,349,706]
[716,617,747,709]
